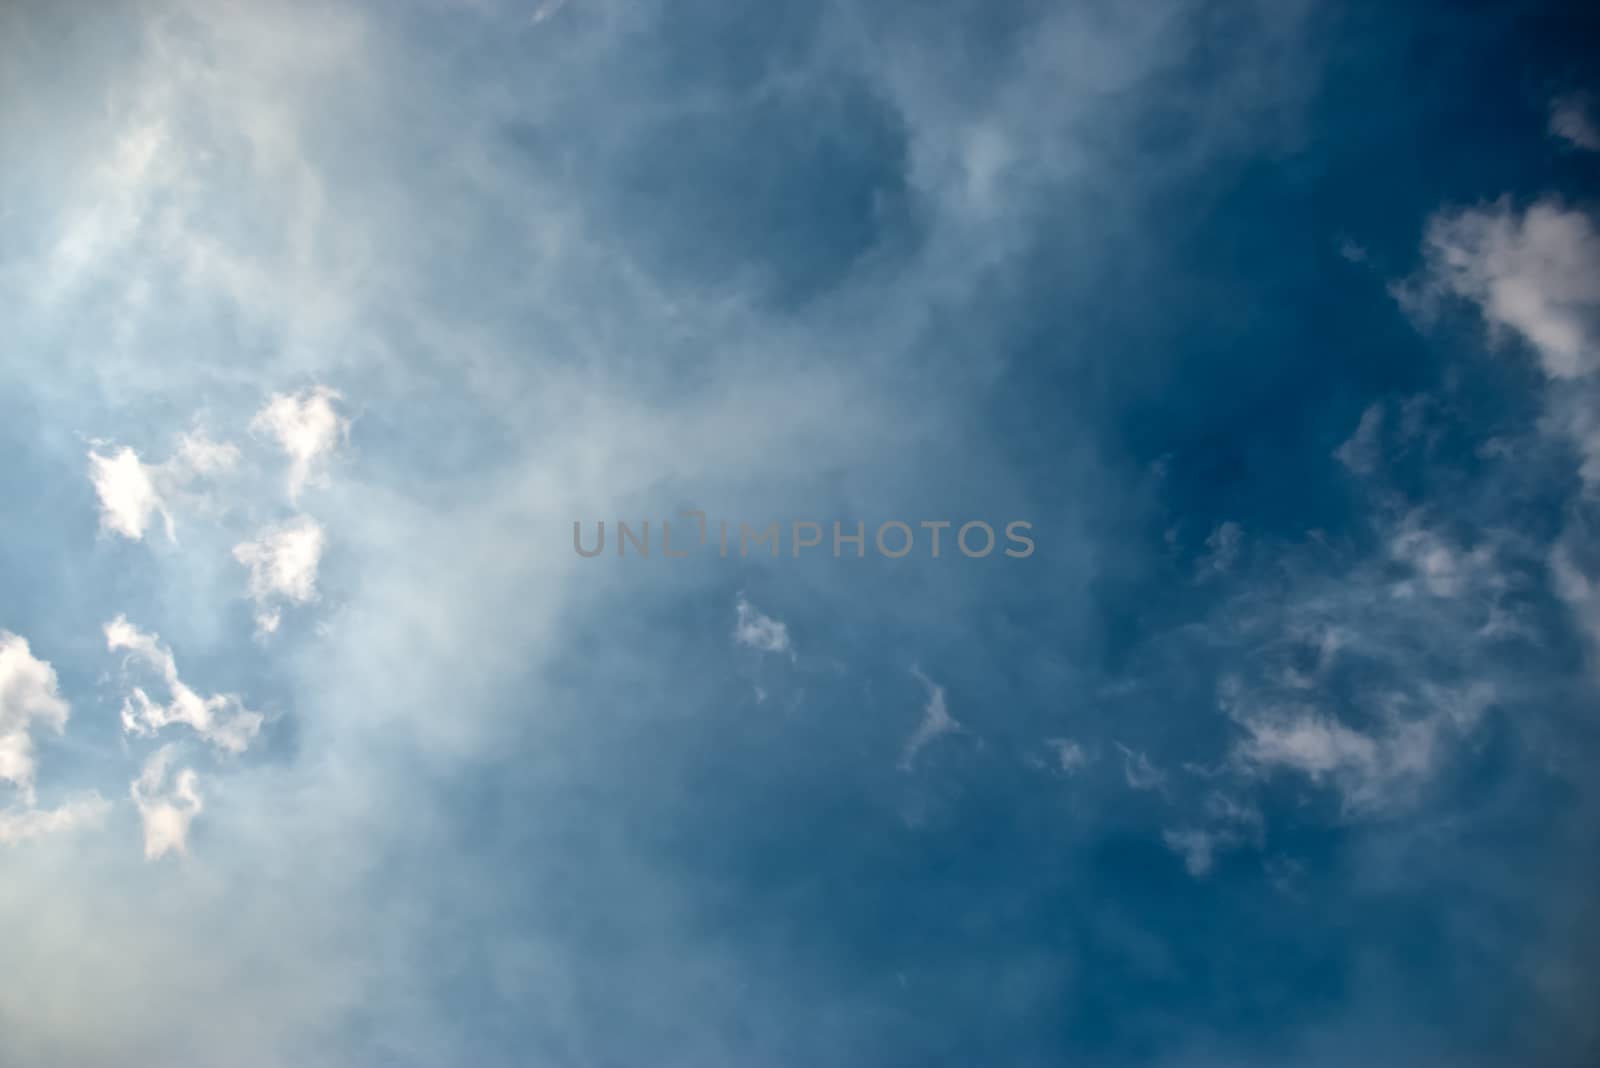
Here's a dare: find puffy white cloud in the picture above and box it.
[0,632,105,848]
[899,669,960,771]
[105,617,263,754]
[732,595,791,656]
[87,429,239,542]
[0,631,71,806]
[233,515,326,635]
[1549,94,1600,151]
[88,446,171,541]
[129,745,202,860]
[252,386,348,501]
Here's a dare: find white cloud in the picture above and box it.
[899,669,961,771]
[1224,680,1495,814]
[732,595,791,656]
[105,616,263,753]
[1236,708,1378,778]
[0,1,1026,1061]
[1334,403,1385,475]
[1401,197,1600,654]
[1401,198,1600,380]
[529,0,571,25]
[1044,737,1089,773]
[1115,742,1167,792]
[1387,512,1496,599]
[1179,415,1516,819]
[1203,791,1265,837]
[1162,795,1265,878]
[1549,94,1600,151]
[1337,236,1369,263]
[0,632,105,848]
[1198,521,1243,578]
[233,515,326,635]
[1163,792,1264,878]
[88,446,171,541]
[87,429,239,542]
[1162,828,1221,877]
[173,428,242,478]
[252,386,348,501]
[0,796,111,846]
[0,631,71,806]
[130,745,202,860]
[1551,538,1600,661]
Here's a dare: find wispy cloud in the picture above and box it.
[1197,521,1243,579]
[0,795,110,845]
[1115,742,1167,793]
[899,669,961,772]
[105,616,263,754]
[1044,737,1090,773]
[1549,93,1600,151]
[1334,402,1384,475]
[1401,195,1600,662]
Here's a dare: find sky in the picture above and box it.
[2,1,1599,1065]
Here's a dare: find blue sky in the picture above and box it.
[3,1,1599,1065]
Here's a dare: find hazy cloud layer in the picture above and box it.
[2,2,1598,1066]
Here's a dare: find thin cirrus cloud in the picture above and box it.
[898,668,960,772]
